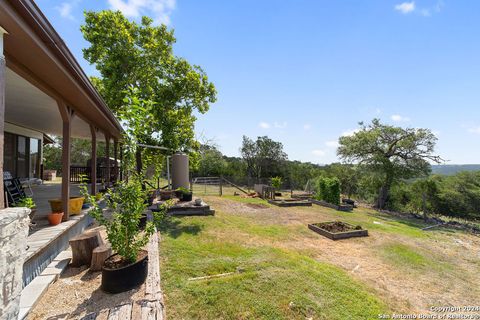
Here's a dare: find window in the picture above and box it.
[30,138,40,178]
[4,133,16,175]
[3,133,42,179]
[17,136,27,178]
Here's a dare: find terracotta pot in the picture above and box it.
[47,212,64,226]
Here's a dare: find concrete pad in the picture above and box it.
[18,248,71,320]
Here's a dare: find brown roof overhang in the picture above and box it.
[0,0,123,140]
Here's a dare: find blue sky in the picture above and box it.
[36,0,480,164]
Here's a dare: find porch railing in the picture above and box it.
[70,166,119,183]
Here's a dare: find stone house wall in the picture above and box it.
[0,207,30,320]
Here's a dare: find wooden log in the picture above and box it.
[108,303,132,320]
[90,244,112,271]
[69,231,103,267]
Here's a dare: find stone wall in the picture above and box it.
[0,207,30,320]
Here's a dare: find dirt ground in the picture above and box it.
[203,196,480,313]
[27,227,145,320]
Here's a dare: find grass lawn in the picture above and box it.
[159,196,480,319]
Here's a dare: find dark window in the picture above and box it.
[4,132,16,175]
[3,132,42,179]
[17,136,27,178]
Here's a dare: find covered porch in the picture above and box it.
[0,1,123,218]
[0,3,124,318]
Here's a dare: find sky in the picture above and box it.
[35,0,480,164]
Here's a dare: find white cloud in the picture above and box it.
[391,114,411,122]
[395,1,444,17]
[56,0,80,20]
[468,127,480,134]
[274,121,287,129]
[303,124,312,131]
[259,122,271,129]
[325,140,339,148]
[394,2,415,14]
[312,149,326,157]
[341,129,360,137]
[108,0,176,25]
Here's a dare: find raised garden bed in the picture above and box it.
[308,221,368,240]
[310,199,353,212]
[267,199,312,207]
[151,198,215,216]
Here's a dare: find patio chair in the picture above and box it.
[3,171,27,206]
[4,172,37,230]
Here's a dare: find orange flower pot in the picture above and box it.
[47,212,64,226]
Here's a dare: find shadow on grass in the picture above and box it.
[158,218,203,239]
[366,211,428,229]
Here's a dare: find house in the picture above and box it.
[0,1,123,318]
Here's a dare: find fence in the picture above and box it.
[70,166,119,183]
[191,176,250,196]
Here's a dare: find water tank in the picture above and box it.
[171,153,190,190]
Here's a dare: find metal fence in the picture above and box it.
[70,166,119,183]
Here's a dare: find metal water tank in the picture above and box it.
[171,153,190,190]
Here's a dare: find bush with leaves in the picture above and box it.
[80,177,169,263]
[270,176,283,190]
[15,197,36,209]
[315,177,341,205]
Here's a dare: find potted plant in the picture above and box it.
[47,212,64,225]
[174,188,183,199]
[271,176,283,197]
[16,197,37,223]
[177,187,193,202]
[80,178,169,293]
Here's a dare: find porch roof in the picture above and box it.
[0,0,122,140]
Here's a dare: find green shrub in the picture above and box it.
[15,197,36,209]
[315,177,340,205]
[81,177,170,263]
[270,176,283,190]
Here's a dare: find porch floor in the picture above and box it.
[23,181,100,287]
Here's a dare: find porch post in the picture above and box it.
[105,135,110,187]
[0,27,7,209]
[119,143,124,181]
[113,139,118,184]
[90,125,97,195]
[58,102,74,221]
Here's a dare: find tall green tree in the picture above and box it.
[81,11,216,172]
[240,136,288,180]
[337,119,442,209]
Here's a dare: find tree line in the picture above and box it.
[193,120,479,222]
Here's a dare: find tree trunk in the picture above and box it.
[422,192,428,222]
[69,231,103,267]
[135,148,142,175]
[376,174,393,209]
[90,244,112,271]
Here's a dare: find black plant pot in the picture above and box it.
[174,190,183,199]
[101,251,148,294]
[181,193,193,202]
[139,214,148,230]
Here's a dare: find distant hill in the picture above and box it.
[431,164,480,175]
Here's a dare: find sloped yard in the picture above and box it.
[160,196,480,319]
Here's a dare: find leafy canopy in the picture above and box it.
[81,11,217,153]
[337,119,442,208]
[240,136,288,180]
